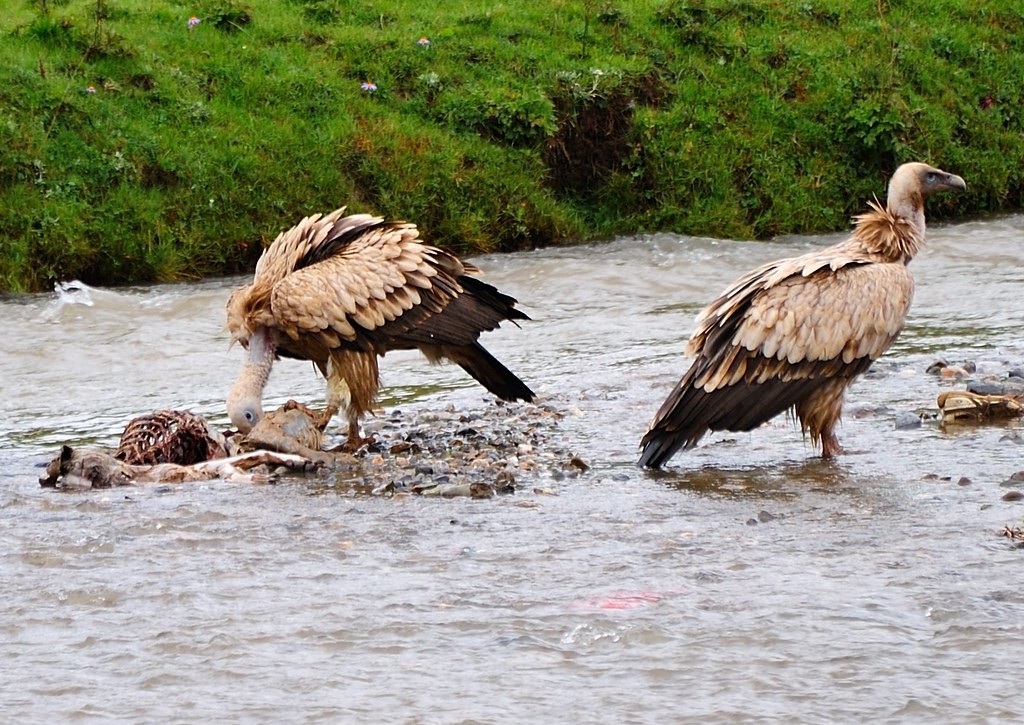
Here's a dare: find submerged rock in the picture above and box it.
[894,412,923,430]
[966,381,1006,396]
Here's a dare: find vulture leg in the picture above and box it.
[326,350,380,451]
[795,379,849,458]
[821,433,843,459]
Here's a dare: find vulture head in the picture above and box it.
[886,162,966,229]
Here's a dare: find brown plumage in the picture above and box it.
[226,208,534,448]
[639,162,966,469]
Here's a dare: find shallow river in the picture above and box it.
[2,215,1024,722]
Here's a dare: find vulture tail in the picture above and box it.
[637,409,701,470]
[638,370,706,469]
[638,370,861,468]
[450,342,535,403]
[637,434,684,470]
[638,383,787,469]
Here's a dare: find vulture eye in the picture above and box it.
[926,172,937,183]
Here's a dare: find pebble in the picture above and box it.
[929,359,978,376]
[1004,379,1024,397]
[323,398,586,499]
[569,456,590,471]
[967,381,1005,396]
[894,413,922,430]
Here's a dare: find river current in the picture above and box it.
[2,216,1023,722]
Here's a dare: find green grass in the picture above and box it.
[1,0,1023,291]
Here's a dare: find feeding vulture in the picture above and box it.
[226,208,535,448]
[638,162,966,469]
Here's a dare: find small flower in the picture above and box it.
[417,37,430,47]
[85,85,96,94]
[188,16,201,30]
[360,81,377,92]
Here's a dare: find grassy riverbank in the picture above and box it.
[2,0,1023,291]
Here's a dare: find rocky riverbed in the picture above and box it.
[311,396,591,498]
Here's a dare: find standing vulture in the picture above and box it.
[638,162,966,469]
[226,208,535,448]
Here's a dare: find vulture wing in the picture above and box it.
[262,211,528,364]
[638,253,913,467]
[269,223,449,347]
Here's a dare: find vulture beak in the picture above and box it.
[925,169,966,195]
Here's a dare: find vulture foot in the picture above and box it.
[328,421,375,453]
[332,435,375,454]
[821,434,843,459]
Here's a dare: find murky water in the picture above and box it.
[2,216,1024,722]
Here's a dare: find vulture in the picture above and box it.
[638,162,966,469]
[226,208,535,448]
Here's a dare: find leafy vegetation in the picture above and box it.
[2,0,1023,291]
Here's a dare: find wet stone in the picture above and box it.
[1002,490,1024,502]
[494,470,516,494]
[928,359,977,377]
[1003,379,1024,397]
[894,413,922,430]
[569,456,590,472]
[323,398,583,500]
[967,381,1006,396]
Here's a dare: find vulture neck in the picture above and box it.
[244,327,276,388]
[851,191,925,264]
[227,326,276,432]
